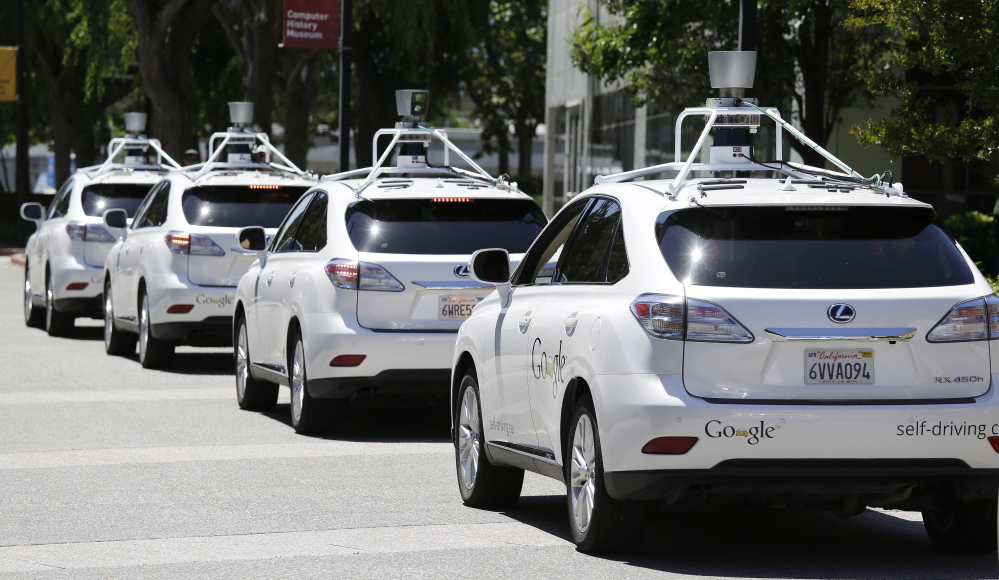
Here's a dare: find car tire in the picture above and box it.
[566,395,644,554]
[103,280,136,356]
[138,291,174,369]
[45,270,75,337]
[235,315,278,411]
[454,372,524,508]
[288,329,329,434]
[23,262,44,328]
[923,497,998,553]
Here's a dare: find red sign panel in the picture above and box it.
[283,0,339,50]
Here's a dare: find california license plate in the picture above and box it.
[804,349,874,385]
[438,295,481,320]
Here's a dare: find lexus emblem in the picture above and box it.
[827,303,856,324]
[454,264,470,278]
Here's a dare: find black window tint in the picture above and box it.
[345,199,546,254]
[514,198,590,285]
[271,192,313,253]
[558,199,622,283]
[296,192,328,252]
[182,186,311,229]
[81,184,154,218]
[48,179,74,219]
[658,206,975,289]
[606,222,629,283]
[315,209,327,250]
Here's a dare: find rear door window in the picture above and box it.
[81,183,155,218]
[657,206,974,289]
[345,199,546,254]
[270,192,315,253]
[48,179,74,219]
[182,185,311,229]
[557,198,625,284]
[295,192,328,252]
[133,182,170,229]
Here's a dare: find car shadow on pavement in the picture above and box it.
[502,501,999,577]
[159,352,234,376]
[259,401,453,444]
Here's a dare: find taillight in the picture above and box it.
[85,224,115,243]
[325,259,403,292]
[630,294,753,343]
[927,295,999,342]
[330,355,366,367]
[66,222,86,241]
[326,259,359,289]
[165,231,225,256]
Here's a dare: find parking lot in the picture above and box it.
[0,257,995,579]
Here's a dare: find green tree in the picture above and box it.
[465,0,547,181]
[352,0,488,167]
[848,0,999,182]
[569,0,880,168]
[130,0,216,157]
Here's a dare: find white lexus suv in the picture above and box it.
[102,102,316,368]
[20,113,180,336]
[232,90,547,434]
[451,52,999,554]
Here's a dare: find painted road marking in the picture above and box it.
[0,441,451,470]
[0,522,571,572]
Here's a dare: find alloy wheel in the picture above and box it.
[457,387,481,490]
[570,414,597,533]
[236,323,249,402]
[23,274,32,322]
[139,296,149,361]
[103,288,114,348]
[290,340,305,425]
[45,285,54,329]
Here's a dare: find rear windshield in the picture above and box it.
[345,199,547,254]
[81,184,155,217]
[658,206,974,289]
[182,186,310,228]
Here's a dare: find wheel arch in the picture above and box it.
[560,376,592,466]
[452,351,477,423]
[233,301,246,344]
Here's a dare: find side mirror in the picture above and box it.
[20,202,43,223]
[469,249,510,284]
[237,226,267,252]
[103,208,128,230]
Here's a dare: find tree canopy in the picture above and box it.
[848,0,999,180]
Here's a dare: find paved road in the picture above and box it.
[0,258,995,579]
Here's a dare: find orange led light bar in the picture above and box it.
[432,197,470,203]
[249,184,280,189]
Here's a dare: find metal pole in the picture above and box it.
[15,0,28,205]
[337,0,352,173]
[738,0,757,52]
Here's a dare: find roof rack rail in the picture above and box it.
[184,129,312,181]
[593,51,899,199]
[77,112,182,177]
[320,90,517,195]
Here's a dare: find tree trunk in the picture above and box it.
[131,0,215,158]
[794,1,831,169]
[280,51,318,168]
[240,0,281,132]
[516,123,536,177]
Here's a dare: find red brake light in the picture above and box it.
[167,304,194,314]
[325,260,359,289]
[165,233,191,253]
[330,355,366,367]
[66,283,88,291]
[989,437,999,453]
[641,437,698,455]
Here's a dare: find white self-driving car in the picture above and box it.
[232,90,547,434]
[102,102,315,368]
[451,51,999,555]
[20,113,180,336]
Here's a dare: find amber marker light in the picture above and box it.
[641,437,698,455]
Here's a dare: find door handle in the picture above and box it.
[564,316,579,337]
[266,274,274,286]
[518,311,532,334]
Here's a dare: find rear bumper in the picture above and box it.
[301,312,455,400]
[605,460,999,502]
[53,296,102,317]
[592,373,999,497]
[145,272,236,345]
[49,254,104,304]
